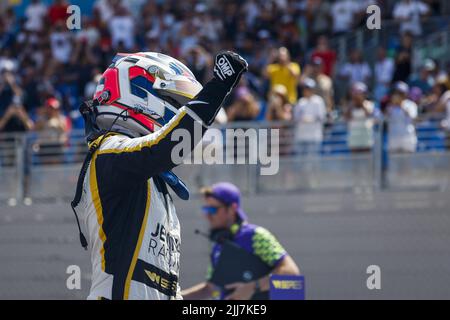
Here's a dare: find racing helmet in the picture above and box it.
[92,52,203,135]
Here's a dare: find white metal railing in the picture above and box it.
[1,116,449,203]
[330,16,450,65]
[412,29,450,73]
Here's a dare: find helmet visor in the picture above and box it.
[153,75,203,107]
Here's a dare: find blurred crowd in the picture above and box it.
[1,0,450,158]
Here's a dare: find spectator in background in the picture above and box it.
[266,84,293,156]
[310,35,337,77]
[408,86,425,112]
[374,47,395,101]
[72,39,99,100]
[226,86,260,122]
[435,66,449,91]
[409,59,436,95]
[76,18,101,47]
[393,0,430,36]
[33,97,70,164]
[51,56,80,116]
[193,3,223,44]
[109,4,135,50]
[293,78,327,156]
[339,49,372,86]
[0,97,34,134]
[122,0,147,20]
[305,0,332,48]
[177,18,200,56]
[0,68,34,134]
[301,57,334,113]
[0,0,8,12]
[0,50,17,74]
[94,0,122,25]
[0,91,34,204]
[392,33,414,84]
[0,70,33,199]
[344,82,375,152]
[392,52,412,84]
[266,84,292,122]
[48,0,70,27]
[265,47,301,105]
[246,30,272,91]
[2,4,17,32]
[185,46,213,85]
[396,31,415,55]
[435,84,450,149]
[143,30,162,52]
[24,0,48,32]
[0,64,16,110]
[443,63,450,90]
[50,21,73,64]
[226,85,260,163]
[330,0,362,35]
[20,66,41,115]
[386,82,418,153]
[425,0,443,15]
[242,0,260,28]
[0,19,14,50]
[83,71,102,101]
[278,14,302,62]
[421,81,447,114]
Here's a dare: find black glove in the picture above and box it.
[187,51,248,126]
[213,51,248,92]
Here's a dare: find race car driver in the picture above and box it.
[70,51,248,300]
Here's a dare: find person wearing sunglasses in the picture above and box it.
[181,182,300,300]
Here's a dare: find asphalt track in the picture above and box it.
[0,189,449,299]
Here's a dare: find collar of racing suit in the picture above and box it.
[87,129,190,201]
[110,124,140,138]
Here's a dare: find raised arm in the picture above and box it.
[94,51,248,183]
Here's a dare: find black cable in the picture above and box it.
[71,107,132,250]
